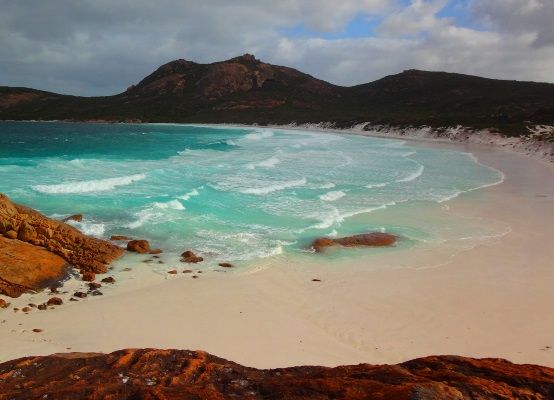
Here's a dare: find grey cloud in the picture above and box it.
[470,0,554,47]
[0,0,552,96]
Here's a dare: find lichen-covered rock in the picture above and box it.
[0,350,552,399]
[312,232,398,252]
[127,239,150,254]
[181,250,203,263]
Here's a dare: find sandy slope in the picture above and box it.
[1,139,553,369]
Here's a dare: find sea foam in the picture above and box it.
[240,177,307,195]
[319,190,346,201]
[33,173,146,194]
[247,156,281,169]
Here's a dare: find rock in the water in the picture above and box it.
[101,276,115,284]
[46,297,63,306]
[0,349,552,399]
[181,250,203,263]
[73,291,87,298]
[218,262,234,268]
[110,235,130,241]
[91,290,103,296]
[0,237,70,297]
[167,269,177,274]
[0,193,124,297]
[127,240,150,254]
[312,232,397,252]
[149,248,163,254]
[62,214,83,222]
[37,303,47,310]
[22,306,31,313]
[0,298,9,308]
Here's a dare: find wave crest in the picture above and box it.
[240,177,307,195]
[33,173,146,194]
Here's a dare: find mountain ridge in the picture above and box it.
[1,54,553,136]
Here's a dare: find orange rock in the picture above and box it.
[181,250,203,263]
[46,297,63,306]
[127,240,150,254]
[4,230,17,239]
[218,262,234,268]
[0,237,70,297]
[312,232,397,252]
[62,214,83,222]
[110,235,130,241]
[0,350,552,399]
[81,271,95,282]
[0,194,124,289]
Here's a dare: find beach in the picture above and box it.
[1,133,553,370]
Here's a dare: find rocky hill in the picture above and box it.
[1,54,553,136]
[0,349,553,399]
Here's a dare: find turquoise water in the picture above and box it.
[0,122,504,266]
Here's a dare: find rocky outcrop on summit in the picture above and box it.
[312,232,398,252]
[0,193,124,297]
[0,349,552,399]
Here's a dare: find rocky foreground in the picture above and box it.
[0,349,552,399]
[0,193,124,297]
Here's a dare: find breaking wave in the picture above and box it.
[33,173,146,194]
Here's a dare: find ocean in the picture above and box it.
[0,122,506,268]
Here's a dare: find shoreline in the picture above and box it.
[1,119,552,163]
[0,125,553,369]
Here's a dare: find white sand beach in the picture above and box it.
[1,138,553,369]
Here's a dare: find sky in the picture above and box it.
[1,0,553,96]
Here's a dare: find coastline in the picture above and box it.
[0,125,553,370]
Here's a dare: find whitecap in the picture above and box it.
[240,177,307,195]
[32,173,146,194]
[178,188,201,201]
[153,199,185,210]
[319,182,336,189]
[396,163,424,183]
[319,190,346,202]
[243,129,274,141]
[246,156,281,170]
[366,182,389,189]
[66,219,105,237]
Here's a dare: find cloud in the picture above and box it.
[470,0,554,47]
[0,0,552,95]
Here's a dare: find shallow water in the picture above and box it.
[0,122,505,267]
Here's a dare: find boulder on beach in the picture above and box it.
[181,250,203,263]
[127,240,151,254]
[312,232,398,252]
[0,193,124,297]
[0,237,70,298]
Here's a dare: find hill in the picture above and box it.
[1,54,553,136]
